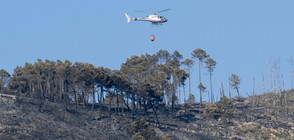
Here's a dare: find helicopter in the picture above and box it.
[125,9,170,25]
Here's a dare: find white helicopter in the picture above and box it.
[125,9,170,25]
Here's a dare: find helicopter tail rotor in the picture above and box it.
[125,13,132,23]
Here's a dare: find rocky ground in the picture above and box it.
[0,91,294,140]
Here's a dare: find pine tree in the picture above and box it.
[182,59,194,103]
[192,48,209,103]
[229,74,241,97]
[205,58,216,103]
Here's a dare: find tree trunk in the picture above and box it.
[100,86,104,105]
[151,102,160,126]
[91,85,95,113]
[209,71,213,103]
[59,76,64,103]
[236,87,240,97]
[183,84,186,103]
[38,79,43,100]
[199,60,202,103]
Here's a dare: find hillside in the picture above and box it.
[0,91,294,140]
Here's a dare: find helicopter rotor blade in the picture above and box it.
[135,10,151,14]
[135,9,170,15]
[156,9,170,14]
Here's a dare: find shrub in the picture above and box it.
[132,133,145,140]
[130,118,173,140]
[203,96,235,119]
[130,118,156,140]
[160,134,172,140]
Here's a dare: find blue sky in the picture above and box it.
[1,0,294,101]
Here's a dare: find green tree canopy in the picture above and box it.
[0,69,10,93]
[229,74,241,96]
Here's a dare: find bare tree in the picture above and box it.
[227,80,231,98]
[270,58,273,92]
[262,66,265,94]
[253,77,255,95]
[289,56,294,89]
[272,58,283,92]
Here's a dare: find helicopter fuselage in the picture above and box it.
[134,15,168,24]
[125,13,168,24]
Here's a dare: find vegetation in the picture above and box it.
[2,48,294,139]
[186,93,195,104]
[2,50,197,118]
[130,118,173,140]
[181,58,194,103]
[234,122,292,140]
[229,74,241,96]
[191,48,210,103]
[0,69,10,93]
[1,48,220,107]
[203,96,235,119]
[205,58,216,103]
[130,118,156,140]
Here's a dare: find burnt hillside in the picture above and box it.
[0,91,294,140]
